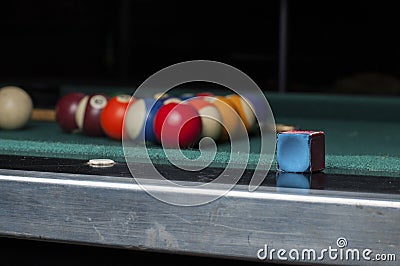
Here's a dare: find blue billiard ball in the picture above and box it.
[125,98,163,143]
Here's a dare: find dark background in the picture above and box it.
[0,0,399,101]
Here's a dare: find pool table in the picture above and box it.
[0,91,399,265]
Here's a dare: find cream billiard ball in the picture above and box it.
[187,98,222,141]
[0,86,33,130]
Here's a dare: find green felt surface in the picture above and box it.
[0,92,399,177]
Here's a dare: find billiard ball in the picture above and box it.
[204,96,241,141]
[180,93,195,101]
[158,96,182,105]
[100,94,133,140]
[124,98,163,143]
[187,98,222,141]
[153,92,169,100]
[226,94,256,132]
[75,95,88,130]
[55,92,86,133]
[197,92,214,97]
[0,86,33,130]
[242,93,269,128]
[75,94,109,136]
[153,102,202,148]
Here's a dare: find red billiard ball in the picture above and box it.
[75,94,109,136]
[55,92,86,133]
[158,96,182,105]
[100,94,133,140]
[153,102,202,148]
[196,92,215,97]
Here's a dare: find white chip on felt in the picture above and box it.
[88,158,116,167]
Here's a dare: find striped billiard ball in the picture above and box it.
[187,98,222,141]
[225,94,256,132]
[124,98,163,143]
[204,96,241,141]
[75,94,109,136]
[100,94,133,140]
[55,92,86,133]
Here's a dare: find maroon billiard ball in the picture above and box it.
[75,94,109,136]
[55,92,86,133]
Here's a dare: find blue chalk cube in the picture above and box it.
[277,130,325,172]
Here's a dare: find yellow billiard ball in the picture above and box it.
[205,96,242,141]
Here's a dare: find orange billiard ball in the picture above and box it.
[100,94,133,140]
[225,94,256,132]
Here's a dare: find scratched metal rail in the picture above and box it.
[0,156,399,265]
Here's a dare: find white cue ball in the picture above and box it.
[0,86,33,130]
